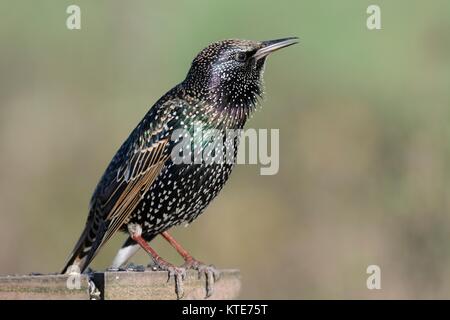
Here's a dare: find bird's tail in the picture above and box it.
[61,212,105,274]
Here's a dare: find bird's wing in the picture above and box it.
[62,96,188,273]
[99,139,169,246]
[89,102,179,258]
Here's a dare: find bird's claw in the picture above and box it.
[149,260,186,299]
[198,264,220,298]
[167,266,186,299]
[183,259,220,298]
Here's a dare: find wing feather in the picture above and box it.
[62,96,191,273]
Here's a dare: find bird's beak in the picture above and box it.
[252,37,299,61]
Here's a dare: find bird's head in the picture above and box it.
[184,37,298,109]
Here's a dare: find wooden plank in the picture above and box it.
[101,269,241,300]
[0,269,241,300]
[0,274,91,300]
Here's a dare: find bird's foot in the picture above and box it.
[182,258,220,298]
[148,259,186,299]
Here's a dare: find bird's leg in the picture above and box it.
[161,231,219,297]
[129,229,185,299]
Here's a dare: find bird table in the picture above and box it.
[0,269,240,300]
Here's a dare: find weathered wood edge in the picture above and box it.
[0,269,241,300]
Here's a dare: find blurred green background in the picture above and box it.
[1,0,450,299]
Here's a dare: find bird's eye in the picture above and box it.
[235,52,247,62]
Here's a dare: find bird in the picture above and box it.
[62,37,298,298]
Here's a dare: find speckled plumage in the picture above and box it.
[62,38,298,274]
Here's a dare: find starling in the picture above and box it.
[62,37,298,298]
